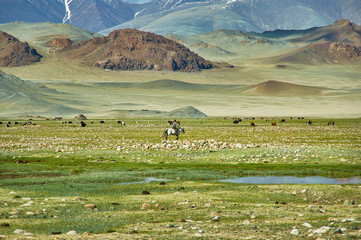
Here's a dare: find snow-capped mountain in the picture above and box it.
[0,0,137,32]
[1,0,361,35]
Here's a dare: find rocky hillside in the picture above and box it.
[61,28,216,71]
[0,31,42,67]
[271,20,361,64]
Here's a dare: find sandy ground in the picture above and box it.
[1,57,360,118]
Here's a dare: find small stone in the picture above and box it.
[210,212,222,217]
[26,211,35,215]
[167,224,175,228]
[203,203,213,208]
[85,204,96,208]
[243,220,251,225]
[290,228,300,235]
[314,226,332,234]
[67,230,77,235]
[212,216,221,222]
[141,190,150,195]
[344,200,351,205]
[333,228,342,234]
[141,203,151,210]
[303,222,313,228]
[13,229,26,234]
[194,233,202,237]
[178,218,186,222]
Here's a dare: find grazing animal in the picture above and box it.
[117,121,126,126]
[164,127,185,140]
[250,122,256,127]
[328,121,335,126]
[0,122,2,124]
[5,123,9,127]
[80,121,86,127]
[168,120,180,126]
[281,119,286,123]
[68,121,73,124]
[233,120,239,124]
[306,120,312,125]
[271,122,277,126]
[100,121,105,124]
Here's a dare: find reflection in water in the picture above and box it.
[220,176,361,184]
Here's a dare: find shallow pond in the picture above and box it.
[220,176,361,184]
[118,177,171,185]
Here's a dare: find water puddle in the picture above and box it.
[220,176,361,185]
[117,177,172,185]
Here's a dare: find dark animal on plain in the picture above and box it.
[0,122,2,124]
[100,121,105,124]
[117,121,126,126]
[306,120,312,125]
[250,122,256,127]
[7,121,11,124]
[5,123,9,127]
[271,122,277,126]
[91,122,94,124]
[328,121,335,126]
[68,121,72,124]
[281,119,286,123]
[252,118,255,120]
[233,120,239,124]
[80,121,86,127]
[15,122,19,125]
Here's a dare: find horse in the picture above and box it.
[164,127,185,140]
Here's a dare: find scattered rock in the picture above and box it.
[333,228,343,234]
[141,203,152,210]
[290,228,300,235]
[67,230,78,235]
[314,226,332,234]
[303,222,313,228]
[85,204,97,209]
[203,203,213,208]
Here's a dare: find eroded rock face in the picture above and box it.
[0,31,42,67]
[62,28,215,72]
[45,38,73,49]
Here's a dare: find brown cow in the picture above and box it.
[306,120,312,125]
[250,122,256,127]
[271,122,277,126]
[328,121,335,126]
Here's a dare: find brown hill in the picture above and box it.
[60,28,215,72]
[0,31,42,67]
[244,80,323,96]
[272,20,361,64]
[274,39,361,64]
[292,19,361,46]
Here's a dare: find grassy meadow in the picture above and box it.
[0,117,360,239]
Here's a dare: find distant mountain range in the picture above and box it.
[1,0,361,35]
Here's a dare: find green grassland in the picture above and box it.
[0,118,360,239]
